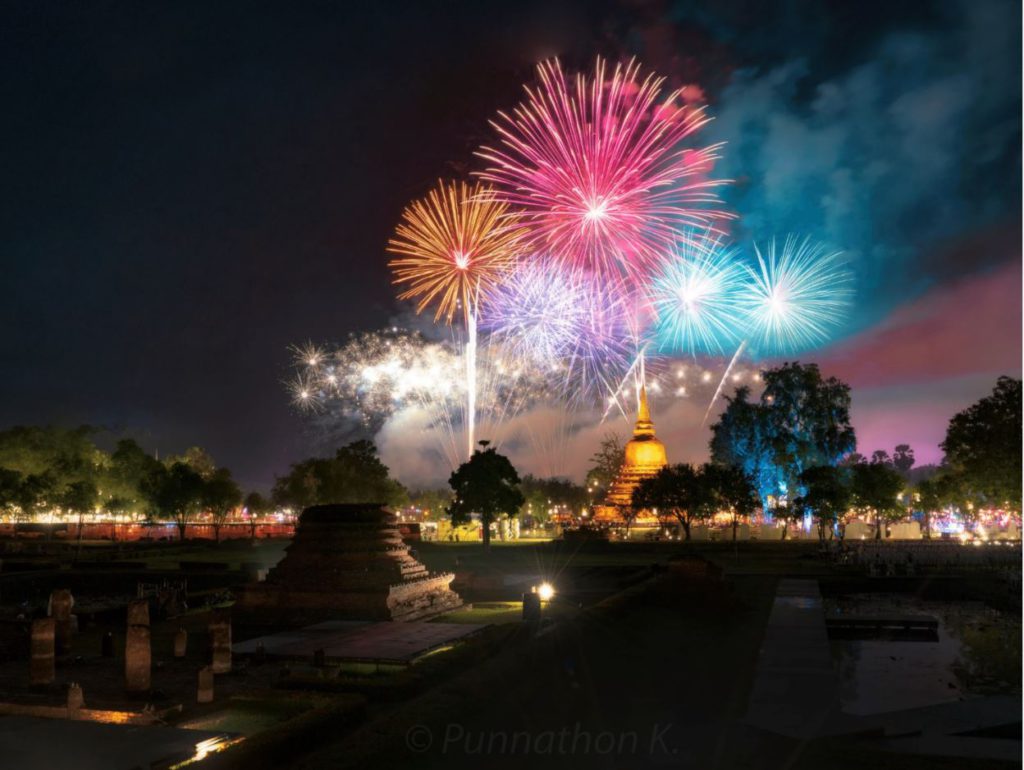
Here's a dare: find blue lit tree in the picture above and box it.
[710,363,856,524]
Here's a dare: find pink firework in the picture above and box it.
[477,58,732,281]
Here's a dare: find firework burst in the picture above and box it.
[478,57,731,280]
[479,261,632,399]
[387,179,526,325]
[738,236,854,355]
[290,329,461,423]
[649,231,746,355]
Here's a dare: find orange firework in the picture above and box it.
[388,180,525,325]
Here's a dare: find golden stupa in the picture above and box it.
[593,384,668,524]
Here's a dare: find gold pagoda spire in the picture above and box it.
[592,377,668,522]
[635,383,655,438]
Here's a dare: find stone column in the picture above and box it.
[197,666,214,703]
[67,682,84,717]
[173,628,188,658]
[125,599,151,693]
[30,617,55,685]
[50,589,74,654]
[522,592,541,622]
[208,609,231,674]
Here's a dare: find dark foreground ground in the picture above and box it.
[0,538,1018,769]
[221,540,1019,770]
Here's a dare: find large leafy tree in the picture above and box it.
[447,442,524,549]
[794,465,851,541]
[915,471,972,536]
[709,387,779,512]
[706,463,759,541]
[243,491,272,538]
[144,461,206,540]
[0,426,103,519]
[0,425,100,482]
[272,440,407,509]
[761,362,856,493]
[103,438,163,519]
[632,463,713,540]
[16,472,57,521]
[0,468,23,518]
[710,364,856,514]
[169,446,217,480]
[941,377,1022,513]
[851,460,905,539]
[204,467,243,542]
[62,479,99,559]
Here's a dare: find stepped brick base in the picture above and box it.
[237,503,463,623]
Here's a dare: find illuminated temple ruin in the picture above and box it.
[593,385,668,526]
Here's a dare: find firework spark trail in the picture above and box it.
[465,307,477,458]
[387,180,528,458]
[701,339,747,427]
[287,328,553,471]
[478,58,732,283]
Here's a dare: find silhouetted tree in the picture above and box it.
[204,467,242,542]
[0,469,22,519]
[892,444,915,476]
[870,450,891,466]
[272,440,407,509]
[585,432,625,495]
[706,464,759,541]
[941,377,1022,513]
[145,462,206,540]
[794,465,850,541]
[851,460,905,539]
[446,442,524,549]
[633,464,714,540]
[243,491,272,538]
[62,479,98,559]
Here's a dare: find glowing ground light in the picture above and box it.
[536,582,555,601]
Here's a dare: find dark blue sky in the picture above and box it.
[1,0,1019,490]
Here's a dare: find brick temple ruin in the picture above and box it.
[237,503,463,623]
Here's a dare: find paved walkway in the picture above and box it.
[233,620,487,663]
[743,579,840,739]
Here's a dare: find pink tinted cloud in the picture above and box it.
[821,258,1021,389]
[819,259,1021,463]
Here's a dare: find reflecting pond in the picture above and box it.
[825,593,1021,715]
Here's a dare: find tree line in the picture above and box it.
[3,367,1014,546]
[0,428,269,540]
[630,366,1021,540]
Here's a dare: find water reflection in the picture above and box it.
[826,593,1021,715]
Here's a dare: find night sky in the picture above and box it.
[2,0,1020,491]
